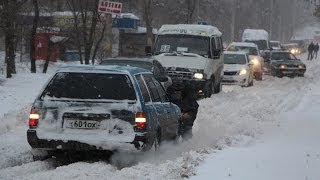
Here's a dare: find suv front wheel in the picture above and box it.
[204,79,214,98]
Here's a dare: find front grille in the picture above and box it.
[224,71,238,76]
[167,71,193,79]
[286,64,298,68]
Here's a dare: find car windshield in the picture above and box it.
[227,45,258,55]
[154,34,210,57]
[41,72,136,101]
[271,52,297,60]
[224,54,247,64]
[270,42,280,48]
[101,60,153,71]
[245,40,268,50]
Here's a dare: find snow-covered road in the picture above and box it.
[0,56,319,180]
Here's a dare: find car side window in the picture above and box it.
[151,76,169,102]
[143,75,162,102]
[135,74,151,103]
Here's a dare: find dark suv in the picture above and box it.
[27,65,181,160]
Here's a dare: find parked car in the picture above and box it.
[226,42,263,80]
[222,51,254,87]
[100,58,172,90]
[27,65,181,160]
[264,51,306,77]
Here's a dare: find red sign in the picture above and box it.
[98,1,122,15]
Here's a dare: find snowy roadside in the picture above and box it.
[191,55,320,179]
[0,54,318,180]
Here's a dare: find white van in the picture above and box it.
[242,29,270,52]
[153,24,224,97]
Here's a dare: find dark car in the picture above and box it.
[100,58,172,90]
[27,65,181,160]
[264,51,306,77]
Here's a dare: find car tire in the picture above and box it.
[31,149,52,161]
[255,72,263,81]
[248,79,254,87]
[213,81,222,94]
[151,129,161,151]
[204,80,214,98]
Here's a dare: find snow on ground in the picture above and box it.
[0,53,319,180]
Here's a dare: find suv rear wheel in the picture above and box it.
[214,81,222,94]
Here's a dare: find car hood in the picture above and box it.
[224,64,247,72]
[153,53,208,70]
[271,59,303,65]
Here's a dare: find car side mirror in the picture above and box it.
[145,46,152,56]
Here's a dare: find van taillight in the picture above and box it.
[29,108,40,128]
[135,112,147,130]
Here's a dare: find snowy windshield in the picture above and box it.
[154,34,210,57]
[224,54,247,64]
[41,72,136,100]
[227,45,258,55]
[270,42,281,48]
[271,52,297,60]
[245,40,268,50]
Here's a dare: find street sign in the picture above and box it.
[98,1,122,15]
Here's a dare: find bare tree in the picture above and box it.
[30,0,39,73]
[67,0,107,64]
[0,0,27,78]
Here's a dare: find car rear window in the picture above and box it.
[41,72,136,101]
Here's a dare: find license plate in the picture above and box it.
[65,120,100,129]
[224,76,233,80]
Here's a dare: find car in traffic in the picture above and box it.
[281,43,301,55]
[152,24,224,97]
[226,42,263,80]
[27,65,181,160]
[270,40,282,50]
[264,51,306,77]
[222,51,254,87]
[100,58,172,90]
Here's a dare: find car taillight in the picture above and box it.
[29,108,40,128]
[135,112,147,130]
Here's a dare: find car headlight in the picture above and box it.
[251,58,260,65]
[290,49,295,54]
[279,64,287,69]
[298,64,305,69]
[239,69,247,75]
[193,73,204,79]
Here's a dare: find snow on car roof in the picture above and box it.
[242,29,269,41]
[57,65,152,75]
[158,24,222,37]
[229,42,258,48]
[223,51,248,55]
[102,57,155,64]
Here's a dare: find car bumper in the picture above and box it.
[276,68,306,76]
[222,75,248,86]
[27,130,148,152]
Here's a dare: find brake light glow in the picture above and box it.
[29,108,40,128]
[135,112,147,130]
